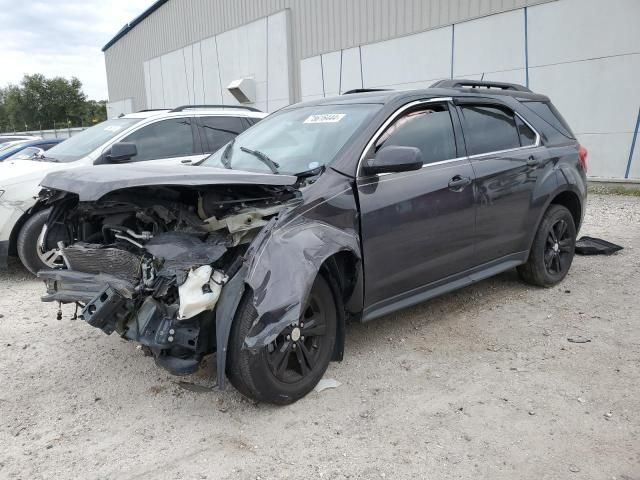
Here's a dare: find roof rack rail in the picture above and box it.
[169,104,262,113]
[136,108,170,113]
[342,88,392,95]
[430,79,532,93]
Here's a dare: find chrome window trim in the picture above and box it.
[358,99,543,178]
[373,156,470,177]
[356,97,454,178]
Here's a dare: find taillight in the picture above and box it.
[578,145,588,173]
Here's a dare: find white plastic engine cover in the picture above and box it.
[177,266,227,320]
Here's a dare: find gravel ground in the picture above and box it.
[1,193,639,480]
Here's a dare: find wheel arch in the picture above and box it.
[7,205,50,257]
[549,190,582,231]
[527,185,584,256]
[216,219,362,389]
[319,250,364,362]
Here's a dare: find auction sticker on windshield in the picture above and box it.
[304,114,346,124]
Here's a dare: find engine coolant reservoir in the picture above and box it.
[178,265,227,320]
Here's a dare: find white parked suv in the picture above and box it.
[0,105,267,274]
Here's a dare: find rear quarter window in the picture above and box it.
[245,117,262,126]
[521,101,575,138]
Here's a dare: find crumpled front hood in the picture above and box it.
[40,163,298,201]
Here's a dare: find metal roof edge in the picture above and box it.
[102,0,169,52]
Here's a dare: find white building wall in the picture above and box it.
[362,26,452,90]
[106,98,134,119]
[527,0,640,179]
[453,9,526,85]
[142,10,292,112]
[299,0,640,180]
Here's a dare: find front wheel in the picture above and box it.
[17,209,65,275]
[517,204,576,287]
[226,273,338,405]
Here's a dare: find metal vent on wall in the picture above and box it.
[227,78,256,104]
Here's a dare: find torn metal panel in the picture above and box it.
[241,173,362,352]
[145,232,228,275]
[204,204,286,234]
[243,218,360,351]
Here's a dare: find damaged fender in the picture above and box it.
[213,193,363,387]
[213,173,364,387]
[243,217,360,349]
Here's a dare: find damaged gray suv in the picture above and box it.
[35,80,587,404]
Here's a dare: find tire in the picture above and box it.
[517,204,576,287]
[17,208,65,276]
[226,273,338,405]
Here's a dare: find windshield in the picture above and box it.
[44,117,142,162]
[0,140,28,152]
[201,104,381,174]
[6,146,42,160]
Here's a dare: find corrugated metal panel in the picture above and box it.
[104,0,556,107]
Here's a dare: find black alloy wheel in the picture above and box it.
[544,218,573,275]
[517,204,576,287]
[227,273,338,404]
[265,292,329,383]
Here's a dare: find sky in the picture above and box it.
[0,0,155,100]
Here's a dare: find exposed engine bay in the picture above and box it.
[39,184,300,377]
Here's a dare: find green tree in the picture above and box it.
[3,85,24,131]
[0,88,8,131]
[81,100,108,126]
[0,74,106,132]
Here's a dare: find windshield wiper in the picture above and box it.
[240,146,280,174]
[40,155,59,163]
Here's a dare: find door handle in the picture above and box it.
[448,175,472,191]
[526,155,540,167]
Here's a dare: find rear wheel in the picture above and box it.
[226,273,337,405]
[17,209,65,275]
[517,204,576,287]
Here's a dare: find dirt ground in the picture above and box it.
[1,193,639,480]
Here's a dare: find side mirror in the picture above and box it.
[107,142,138,163]
[362,145,423,175]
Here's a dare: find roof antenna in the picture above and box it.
[480,72,485,81]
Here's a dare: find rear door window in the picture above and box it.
[121,117,196,162]
[374,103,457,165]
[459,104,522,155]
[198,116,245,153]
[515,116,537,147]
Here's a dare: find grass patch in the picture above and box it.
[588,184,640,197]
